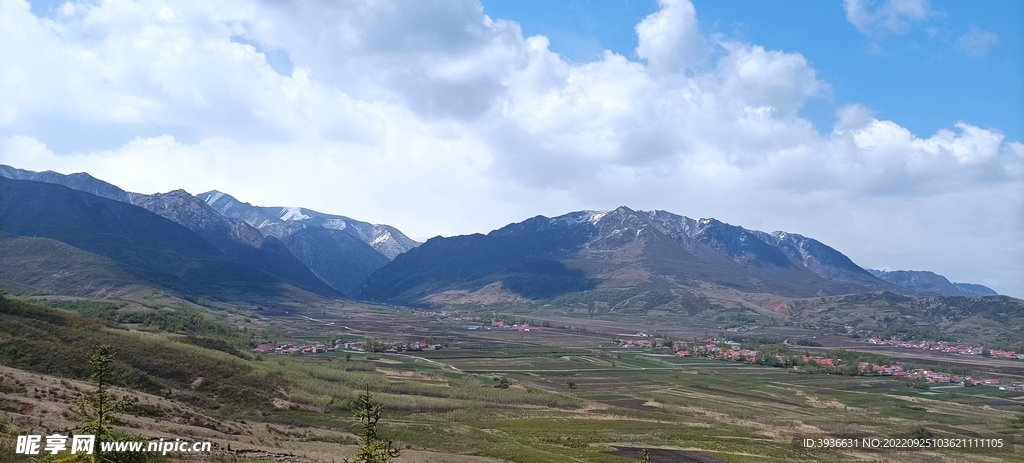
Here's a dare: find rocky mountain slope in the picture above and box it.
[197,190,419,292]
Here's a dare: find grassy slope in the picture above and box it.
[0,295,282,409]
[0,233,151,297]
[0,232,329,310]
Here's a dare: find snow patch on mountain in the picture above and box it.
[587,210,610,224]
[279,207,311,221]
[323,219,348,231]
[203,191,225,205]
[372,230,392,245]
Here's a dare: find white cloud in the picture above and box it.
[954,25,999,57]
[843,0,930,37]
[0,0,1021,296]
[635,0,707,73]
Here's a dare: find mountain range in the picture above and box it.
[355,207,909,306]
[0,165,1000,308]
[0,165,417,297]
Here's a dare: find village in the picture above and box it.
[610,336,1022,390]
[252,338,444,355]
[865,337,1024,360]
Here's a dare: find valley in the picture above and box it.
[2,291,1022,462]
[0,166,1021,462]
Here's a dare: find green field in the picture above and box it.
[1,294,1022,463]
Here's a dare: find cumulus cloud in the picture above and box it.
[843,0,930,37]
[635,0,707,72]
[0,0,1020,296]
[954,25,999,57]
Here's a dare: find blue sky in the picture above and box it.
[1,0,1021,296]
[482,0,1023,142]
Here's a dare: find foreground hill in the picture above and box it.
[356,206,904,305]
[0,177,328,301]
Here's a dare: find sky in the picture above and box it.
[0,0,1021,297]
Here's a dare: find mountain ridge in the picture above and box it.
[867,269,999,297]
[197,190,419,292]
[0,176,327,301]
[356,206,912,305]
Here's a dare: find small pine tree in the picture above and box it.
[638,447,651,463]
[345,386,400,463]
[76,345,136,462]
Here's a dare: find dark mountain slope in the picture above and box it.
[0,164,132,202]
[131,190,340,296]
[0,177,312,300]
[356,207,889,305]
[356,212,599,302]
[868,269,966,296]
[954,283,998,296]
[280,227,389,294]
[0,166,338,297]
[751,230,893,291]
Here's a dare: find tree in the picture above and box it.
[638,447,651,463]
[565,378,577,389]
[345,386,400,463]
[76,345,136,462]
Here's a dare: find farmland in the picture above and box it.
[1,295,1023,462]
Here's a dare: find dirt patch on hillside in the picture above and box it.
[0,366,509,463]
[607,446,729,463]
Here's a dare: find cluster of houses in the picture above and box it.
[669,342,758,362]
[252,343,336,355]
[723,325,760,333]
[905,368,1003,387]
[253,339,443,355]
[610,335,1020,389]
[617,338,653,348]
[859,362,906,376]
[853,362,1017,387]
[801,355,834,367]
[865,337,1024,360]
[715,346,759,361]
[366,340,442,353]
[415,310,490,323]
[467,321,537,332]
